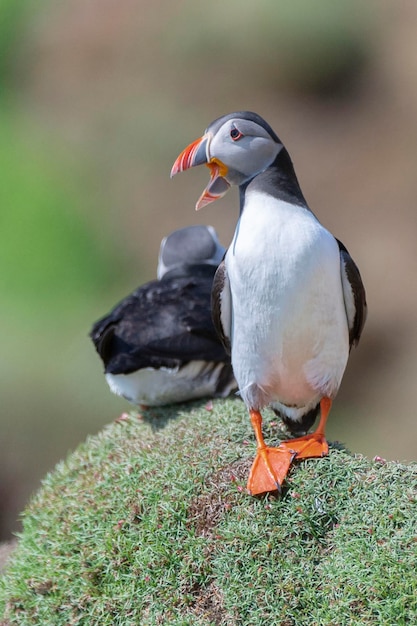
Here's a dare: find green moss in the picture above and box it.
[1,399,416,625]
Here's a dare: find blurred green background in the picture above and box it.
[1,0,417,539]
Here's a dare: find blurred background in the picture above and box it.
[1,0,417,540]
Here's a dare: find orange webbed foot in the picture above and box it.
[281,432,329,460]
[279,397,332,460]
[247,446,295,496]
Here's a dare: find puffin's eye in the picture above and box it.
[230,127,243,141]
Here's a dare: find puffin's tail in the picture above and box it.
[273,403,320,437]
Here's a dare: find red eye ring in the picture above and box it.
[230,127,243,141]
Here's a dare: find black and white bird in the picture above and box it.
[90,225,236,406]
[171,111,367,495]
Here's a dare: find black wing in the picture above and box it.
[211,259,232,355]
[337,239,367,349]
[90,276,229,375]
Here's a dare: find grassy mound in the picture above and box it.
[1,399,416,625]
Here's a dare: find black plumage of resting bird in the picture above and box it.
[90,225,236,406]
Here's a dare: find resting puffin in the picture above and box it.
[90,225,236,406]
[171,111,367,495]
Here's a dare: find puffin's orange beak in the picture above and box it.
[171,135,209,176]
[171,134,230,210]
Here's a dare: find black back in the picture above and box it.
[90,275,230,375]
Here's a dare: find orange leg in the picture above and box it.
[247,409,295,496]
[278,397,331,459]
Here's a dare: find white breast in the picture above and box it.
[225,191,349,410]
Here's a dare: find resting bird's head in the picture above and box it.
[157,224,225,279]
[171,111,284,210]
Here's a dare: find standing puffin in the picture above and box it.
[171,111,367,495]
[90,225,236,406]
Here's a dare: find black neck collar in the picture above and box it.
[239,148,308,213]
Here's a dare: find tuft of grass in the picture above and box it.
[1,398,417,625]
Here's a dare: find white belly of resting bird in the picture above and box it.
[105,360,231,406]
[226,191,349,411]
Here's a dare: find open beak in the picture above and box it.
[171,134,230,210]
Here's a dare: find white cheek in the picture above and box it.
[211,135,281,179]
[242,138,282,175]
[209,131,231,162]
